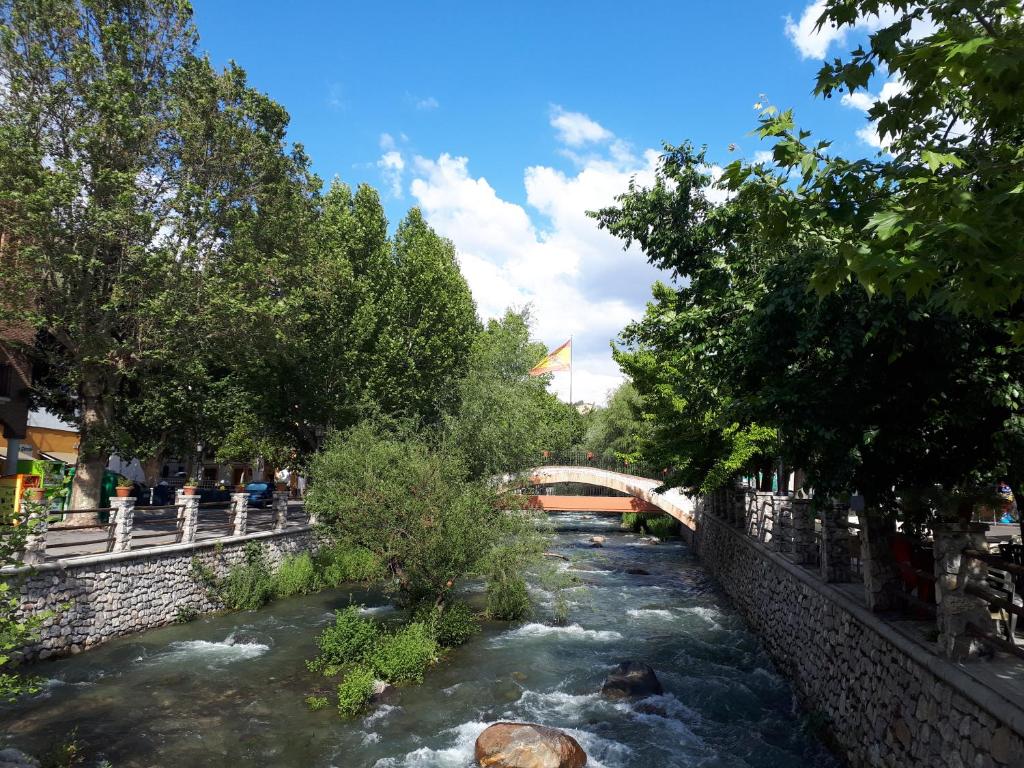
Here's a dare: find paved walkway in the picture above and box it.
[41,501,310,561]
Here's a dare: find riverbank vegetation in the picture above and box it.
[595,0,1024,531]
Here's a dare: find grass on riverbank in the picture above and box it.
[621,511,680,540]
[190,541,386,613]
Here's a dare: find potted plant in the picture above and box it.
[182,477,200,496]
[24,487,45,503]
[115,476,134,497]
[235,474,247,493]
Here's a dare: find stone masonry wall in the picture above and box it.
[7,528,316,660]
[697,513,1024,768]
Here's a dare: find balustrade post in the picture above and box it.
[230,492,249,536]
[110,496,135,552]
[179,492,199,543]
[860,513,902,611]
[820,501,852,582]
[775,495,794,555]
[791,498,814,564]
[18,498,48,565]
[272,490,289,532]
[754,491,775,545]
[934,522,994,660]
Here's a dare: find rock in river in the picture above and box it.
[624,568,650,576]
[475,722,587,767]
[589,536,606,548]
[600,661,663,700]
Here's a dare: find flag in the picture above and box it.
[529,339,571,376]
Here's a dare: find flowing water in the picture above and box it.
[1,513,838,767]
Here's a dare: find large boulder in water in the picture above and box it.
[600,661,663,700]
[0,748,40,768]
[475,722,587,767]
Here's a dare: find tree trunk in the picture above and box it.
[67,368,113,524]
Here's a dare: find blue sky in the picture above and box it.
[193,0,887,403]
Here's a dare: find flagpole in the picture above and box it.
[569,335,573,405]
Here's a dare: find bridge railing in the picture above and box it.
[534,449,665,482]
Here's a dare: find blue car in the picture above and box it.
[245,482,275,509]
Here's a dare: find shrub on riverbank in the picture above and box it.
[645,516,680,540]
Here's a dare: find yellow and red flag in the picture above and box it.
[529,339,571,376]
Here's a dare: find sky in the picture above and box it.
[192,0,890,405]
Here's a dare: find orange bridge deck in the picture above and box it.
[525,495,663,514]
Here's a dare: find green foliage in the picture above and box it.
[313,544,385,588]
[220,543,275,611]
[173,605,199,624]
[485,575,532,621]
[274,553,319,598]
[307,422,543,605]
[645,515,680,540]
[585,382,652,465]
[368,622,438,685]
[415,601,480,648]
[307,606,379,675]
[336,665,376,719]
[595,140,1024,521]
[0,518,50,702]
[446,309,585,480]
[305,695,329,712]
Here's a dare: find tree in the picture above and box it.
[305,422,540,606]
[595,144,1024,521]
[720,1,1024,333]
[584,382,651,465]
[446,308,579,479]
[0,0,317,512]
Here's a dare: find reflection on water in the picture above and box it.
[1,513,838,768]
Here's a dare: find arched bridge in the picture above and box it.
[526,465,697,540]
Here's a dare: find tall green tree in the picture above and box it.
[0,0,317,511]
[722,0,1024,331]
[446,308,579,479]
[584,381,651,465]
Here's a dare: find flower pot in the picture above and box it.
[235,485,246,493]
[115,486,132,498]
[182,485,198,496]
[275,483,287,492]
[25,488,45,502]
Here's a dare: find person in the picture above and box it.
[998,481,1017,524]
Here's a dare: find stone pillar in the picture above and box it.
[230,492,248,537]
[860,513,902,611]
[754,491,775,545]
[732,488,751,529]
[272,490,289,532]
[934,522,994,660]
[775,495,794,555]
[109,496,135,553]
[18,498,48,565]
[820,502,852,582]
[179,493,199,543]
[791,498,814,564]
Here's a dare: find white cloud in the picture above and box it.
[416,96,440,111]
[754,150,774,164]
[377,150,405,198]
[840,78,909,150]
[407,112,676,404]
[549,105,613,147]
[785,1,897,59]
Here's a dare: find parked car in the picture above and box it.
[245,482,274,509]
[197,486,232,504]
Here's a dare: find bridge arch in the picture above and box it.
[526,465,697,540]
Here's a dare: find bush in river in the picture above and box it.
[414,601,479,647]
[275,552,318,598]
[485,574,532,621]
[336,665,376,718]
[368,621,437,685]
[307,606,379,675]
[314,544,385,587]
[645,515,680,540]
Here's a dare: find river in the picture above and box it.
[1,513,838,767]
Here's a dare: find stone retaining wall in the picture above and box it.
[6,528,316,660]
[696,512,1024,767]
